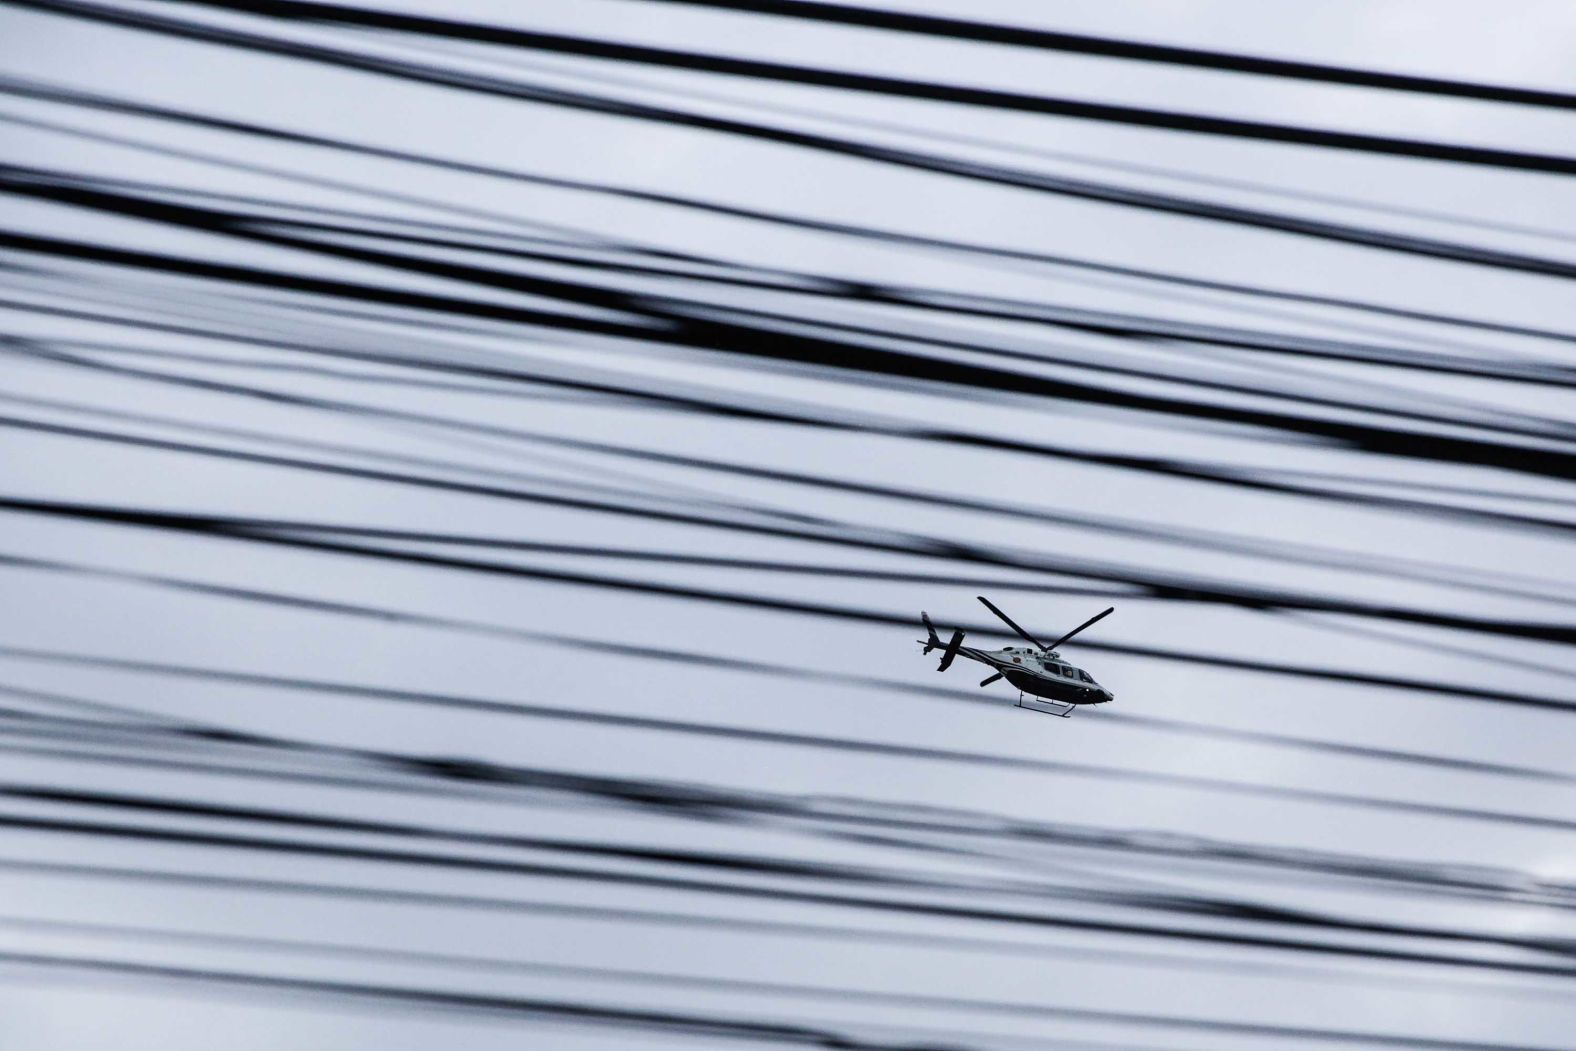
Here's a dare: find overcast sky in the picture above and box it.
[2,2,1575,1048]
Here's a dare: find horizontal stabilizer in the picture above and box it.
[936,629,965,672]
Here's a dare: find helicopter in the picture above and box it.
[920,596,1115,717]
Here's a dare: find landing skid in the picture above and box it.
[1017,693,1074,718]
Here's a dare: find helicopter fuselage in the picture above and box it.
[942,643,1114,704]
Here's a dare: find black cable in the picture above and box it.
[637,1,1576,112]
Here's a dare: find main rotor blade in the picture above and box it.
[976,596,1049,649]
[1046,607,1116,652]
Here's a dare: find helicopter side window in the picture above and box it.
[1077,670,1094,683]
